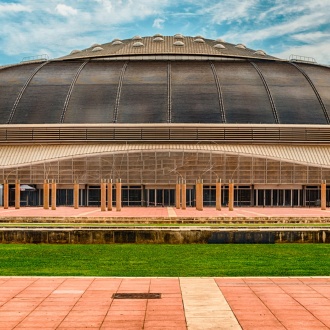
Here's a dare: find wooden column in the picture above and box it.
[175,180,181,209]
[107,180,113,211]
[216,179,222,211]
[181,180,186,210]
[3,180,8,209]
[116,179,122,212]
[74,181,79,209]
[228,180,234,211]
[321,180,326,210]
[101,179,106,211]
[196,179,203,211]
[15,180,20,209]
[43,179,49,209]
[51,180,57,210]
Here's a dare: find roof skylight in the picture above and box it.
[173,41,184,46]
[214,44,226,49]
[92,46,104,52]
[153,37,164,42]
[70,50,81,55]
[174,34,184,39]
[133,42,144,47]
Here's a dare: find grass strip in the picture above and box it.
[0,244,329,277]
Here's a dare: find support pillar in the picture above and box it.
[196,179,203,211]
[216,179,222,211]
[51,180,57,210]
[228,180,234,211]
[107,180,113,211]
[3,180,8,209]
[116,179,122,212]
[15,180,20,209]
[175,180,181,209]
[101,179,106,211]
[321,180,326,210]
[43,179,49,209]
[74,181,79,209]
[181,180,186,210]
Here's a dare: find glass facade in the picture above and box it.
[6,184,329,207]
[3,151,330,207]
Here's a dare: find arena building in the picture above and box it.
[0,34,330,209]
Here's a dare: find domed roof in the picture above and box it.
[59,35,277,61]
[0,35,329,126]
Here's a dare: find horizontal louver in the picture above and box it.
[59,129,87,140]
[142,128,169,140]
[1,125,330,143]
[6,130,33,140]
[170,128,197,140]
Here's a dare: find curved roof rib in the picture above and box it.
[60,61,89,123]
[210,62,226,123]
[167,62,172,123]
[113,61,129,123]
[249,61,279,124]
[7,61,48,124]
[289,62,330,124]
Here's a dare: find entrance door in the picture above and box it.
[255,189,302,207]
[147,189,175,206]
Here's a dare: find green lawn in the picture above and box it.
[0,244,329,277]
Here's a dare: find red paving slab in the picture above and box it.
[1,206,330,219]
[0,277,186,330]
[216,277,330,330]
[0,277,330,329]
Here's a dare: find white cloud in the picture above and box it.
[292,32,330,43]
[200,0,259,24]
[55,4,78,16]
[222,10,329,44]
[274,41,330,65]
[0,0,173,62]
[153,18,165,29]
[0,3,31,14]
[0,0,330,65]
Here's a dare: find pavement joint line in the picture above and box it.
[0,207,40,214]
[56,277,95,329]
[245,277,288,329]
[73,209,103,217]
[12,277,65,328]
[240,209,270,217]
[275,277,330,329]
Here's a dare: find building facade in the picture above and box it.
[1,35,330,207]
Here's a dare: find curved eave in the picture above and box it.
[1,143,330,170]
[56,52,279,63]
[0,60,47,71]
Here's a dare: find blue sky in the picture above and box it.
[0,0,330,65]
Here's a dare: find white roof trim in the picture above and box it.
[0,144,330,169]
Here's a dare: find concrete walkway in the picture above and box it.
[0,277,329,329]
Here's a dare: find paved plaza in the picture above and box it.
[0,206,330,219]
[0,207,329,329]
[0,277,330,329]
